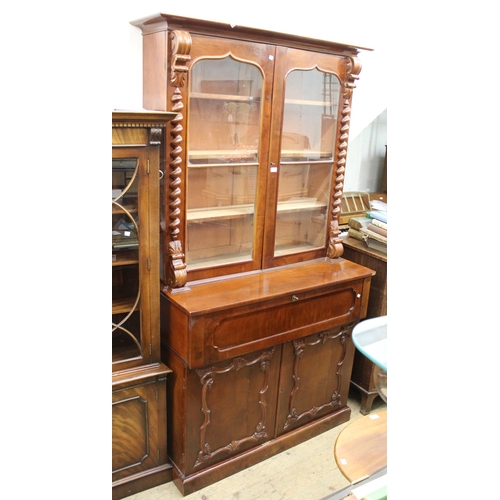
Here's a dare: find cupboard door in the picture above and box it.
[275,325,355,436]
[182,347,281,475]
[112,147,159,370]
[263,47,345,268]
[184,37,275,281]
[112,377,167,481]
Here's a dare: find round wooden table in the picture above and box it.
[334,410,387,483]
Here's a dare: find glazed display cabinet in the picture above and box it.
[112,111,176,499]
[131,14,374,495]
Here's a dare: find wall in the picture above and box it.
[344,109,387,193]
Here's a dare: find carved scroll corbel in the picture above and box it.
[166,30,191,288]
[149,127,162,146]
[327,56,362,259]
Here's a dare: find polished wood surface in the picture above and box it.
[334,410,387,483]
[169,259,373,312]
[112,112,175,499]
[131,13,373,53]
[132,15,372,496]
[133,14,366,287]
[342,237,386,322]
[161,260,373,494]
[112,365,172,499]
[163,259,373,368]
[342,236,387,414]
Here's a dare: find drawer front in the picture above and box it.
[191,280,364,366]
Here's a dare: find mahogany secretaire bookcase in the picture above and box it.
[131,14,374,495]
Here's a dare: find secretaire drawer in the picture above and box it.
[161,259,374,368]
[208,280,362,360]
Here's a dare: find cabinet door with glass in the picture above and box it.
[262,47,344,268]
[112,146,158,371]
[182,40,346,280]
[183,37,275,282]
[132,15,364,287]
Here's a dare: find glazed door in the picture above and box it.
[112,146,160,370]
[183,36,275,282]
[263,47,344,268]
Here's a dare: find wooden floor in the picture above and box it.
[126,388,387,500]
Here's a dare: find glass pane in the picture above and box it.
[187,57,263,269]
[275,69,340,256]
[112,158,141,362]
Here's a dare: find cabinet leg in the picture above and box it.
[350,381,379,415]
[359,392,379,415]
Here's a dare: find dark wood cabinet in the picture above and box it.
[131,14,374,495]
[112,366,171,498]
[160,260,372,494]
[112,111,176,499]
[341,235,387,414]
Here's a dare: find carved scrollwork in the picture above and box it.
[283,325,353,429]
[327,56,362,259]
[167,240,187,288]
[343,56,362,100]
[194,348,275,468]
[170,30,192,87]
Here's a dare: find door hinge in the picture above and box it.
[147,159,150,174]
[156,390,159,402]
[157,449,160,460]
[147,257,151,271]
[149,343,152,355]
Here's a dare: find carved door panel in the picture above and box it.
[112,377,167,482]
[275,324,356,437]
[182,347,281,475]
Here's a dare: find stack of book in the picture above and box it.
[346,210,387,254]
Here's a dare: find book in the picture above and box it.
[363,236,387,253]
[367,210,387,224]
[348,216,371,230]
[367,223,387,238]
[360,227,387,244]
[370,218,387,231]
[348,227,365,241]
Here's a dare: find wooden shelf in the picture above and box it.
[190,93,332,107]
[112,259,138,267]
[187,198,326,223]
[188,150,332,163]
[112,295,139,315]
[285,98,334,106]
[188,150,258,162]
[187,203,255,222]
[112,205,138,214]
[191,92,260,102]
[277,198,327,213]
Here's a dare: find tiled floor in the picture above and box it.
[125,389,387,500]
